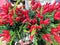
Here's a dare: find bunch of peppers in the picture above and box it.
[0,0,60,45]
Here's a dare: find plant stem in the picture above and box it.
[13,0,20,15]
[9,32,16,45]
[14,0,20,10]
[19,24,24,32]
[17,30,20,39]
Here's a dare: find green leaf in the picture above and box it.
[41,26,50,34]
[0,25,8,33]
[44,11,55,24]
[23,29,29,32]
[34,36,38,45]
[0,25,7,30]
[29,11,36,19]
[10,30,14,36]
[31,29,36,36]
[37,18,40,25]
[50,23,57,28]
[23,22,28,29]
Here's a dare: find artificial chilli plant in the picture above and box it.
[0,0,60,45]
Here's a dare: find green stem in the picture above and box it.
[17,30,20,39]
[19,24,24,32]
[13,0,21,16]
[9,33,16,45]
[34,35,38,45]
[14,0,20,10]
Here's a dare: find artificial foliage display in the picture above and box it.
[0,0,60,45]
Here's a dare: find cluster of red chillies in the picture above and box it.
[0,0,60,44]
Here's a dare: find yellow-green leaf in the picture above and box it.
[23,29,29,33]
[31,29,36,36]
